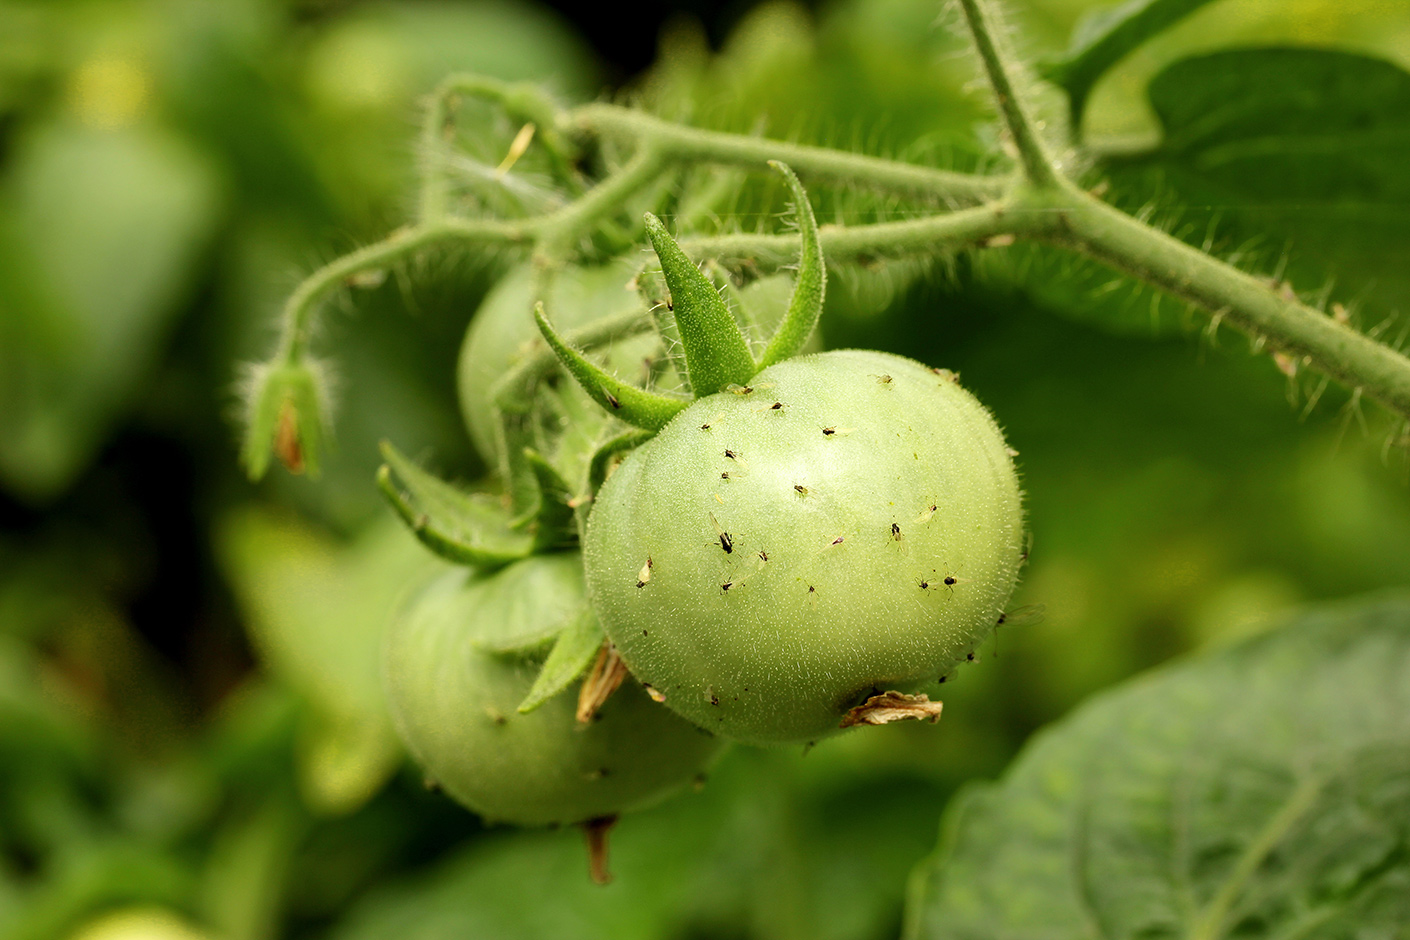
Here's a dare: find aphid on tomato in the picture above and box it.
[708,513,734,554]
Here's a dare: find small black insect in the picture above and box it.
[721,471,731,480]
[891,522,902,540]
[944,576,958,586]
[724,449,739,460]
[822,426,837,436]
[758,550,769,562]
[604,390,621,409]
[769,401,783,410]
[794,484,809,495]
[709,513,733,553]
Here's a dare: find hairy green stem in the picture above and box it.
[276,218,525,363]
[420,75,573,221]
[1049,189,1410,420]
[678,202,1026,267]
[570,104,1008,204]
[955,0,1061,189]
[535,146,667,257]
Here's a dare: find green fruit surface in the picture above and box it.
[384,554,723,826]
[457,260,658,468]
[584,349,1025,744]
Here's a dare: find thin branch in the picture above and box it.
[276,218,526,363]
[955,0,1060,189]
[570,104,1009,204]
[1049,190,1410,421]
[679,202,1029,267]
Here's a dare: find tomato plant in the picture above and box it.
[3,0,1398,933]
[224,0,1410,899]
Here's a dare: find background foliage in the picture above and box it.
[1,0,1408,937]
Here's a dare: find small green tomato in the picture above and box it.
[584,349,1024,745]
[385,553,722,826]
[456,260,658,467]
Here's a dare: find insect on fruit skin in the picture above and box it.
[384,555,722,825]
[584,349,1026,745]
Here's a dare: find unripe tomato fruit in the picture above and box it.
[584,350,1024,745]
[457,260,657,466]
[385,554,723,825]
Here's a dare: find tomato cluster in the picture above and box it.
[380,166,1023,846]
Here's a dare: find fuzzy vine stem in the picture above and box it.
[954,0,1061,189]
[571,104,1009,204]
[1048,191,1410,418]
[275,219,524,364]
[247,16,1410,477]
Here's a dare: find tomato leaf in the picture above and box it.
[520,448,579,552]
[377,441,533,568]
[0,122,221,503]
[516,607,604,714]
[1103,47,1410,334]
[1040,0,1217,132]
[905,595,1410,939]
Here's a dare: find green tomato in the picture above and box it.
[457,259,658,469]
[583,350,1025,745]
[385,553,723,825]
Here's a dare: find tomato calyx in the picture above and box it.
[535,162,826,434]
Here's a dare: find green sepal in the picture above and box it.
[587,429,652,497]
[643,212,758,396]
[376,441,532,568]
[517,607,605,714]
[635,267,693,396]
[757,162,826,368]
[520,448,578,552]
[533,304,688,431]
[241,359,331,480]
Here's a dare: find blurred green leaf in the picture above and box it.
[1139,48,1410,200]
[1040,0,1217,131]
[905,594,1410,939]
[0,121,222,503]
[1102,47,1410,327]
[215,509,443,814]
[329,740,949,940]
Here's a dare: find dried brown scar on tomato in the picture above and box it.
[576,643,630,723]
[839,691,944,728]
[582,815,618,886]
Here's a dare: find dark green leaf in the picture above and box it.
[377,441,532,568]
[906,595,1410,939]
[521,448,578,552]
[0,122,221,503]
[1104,47,1410,338]
[1041,0,1217,132]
